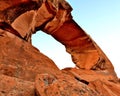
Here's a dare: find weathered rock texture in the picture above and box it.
[0,0,120,96]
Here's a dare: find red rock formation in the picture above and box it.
[62,68,120,96]
[0,0,120,96]
[35,73,100,96]
[0,74,35,96]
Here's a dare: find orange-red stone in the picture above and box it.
[0,0,120,96]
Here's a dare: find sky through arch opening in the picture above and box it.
[32,31,75,69]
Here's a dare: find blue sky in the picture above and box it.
[32,0,120,77]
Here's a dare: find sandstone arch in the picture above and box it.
[0,0,120,95]
[0,0,116,74]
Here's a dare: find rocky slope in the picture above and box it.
[0,0,120,96]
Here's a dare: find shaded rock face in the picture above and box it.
[0,0,120,96]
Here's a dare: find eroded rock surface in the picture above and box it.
[0,74,35,96]
[35,73,100,96]
[62,68,120,96]
[0,0,120,96]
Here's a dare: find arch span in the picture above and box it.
[0,0,117,77]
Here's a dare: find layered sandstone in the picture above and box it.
[0,0,120,96]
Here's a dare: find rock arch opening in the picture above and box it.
[32,31,75,69]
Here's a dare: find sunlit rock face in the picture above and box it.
[0,0,120,96]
